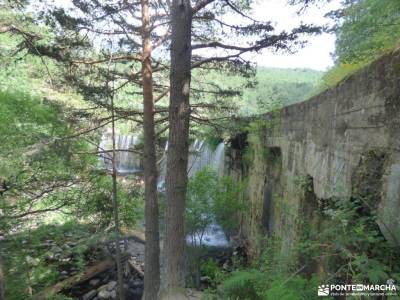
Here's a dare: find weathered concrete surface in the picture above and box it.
[236,49,400,256]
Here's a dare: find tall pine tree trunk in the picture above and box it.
[111,93,125,300]
[161,0,192,298]
[141,0,160,299]
[0,263,4,300]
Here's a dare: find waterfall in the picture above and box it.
[157,140,225,190]
[212,142,225,176]
[187,139,225,177]
[98,132,143,175]
[157,139,229,248]
[186,223,229,247]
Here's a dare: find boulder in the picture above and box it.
[50,246,63,253]
[98,284,108,291]
[89,278,101,287]
[107,280,117,291]
[82,289,97,300]
[97,289,111,300]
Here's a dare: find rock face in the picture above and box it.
[227,49,400,259]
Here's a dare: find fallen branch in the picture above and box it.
[33,258,115,299]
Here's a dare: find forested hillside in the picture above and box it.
[241,67,322,114]
[319,0,400,89]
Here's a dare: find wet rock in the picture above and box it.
[25,256,40,266]
[82,289,97,300]
[90,278,101,286]
[60,257,71,262]
[44,251,55,260]
[98,289,111,300]
[128,287,143,299]
[110,290,117,300]
[50,246,63,253]
[107,281,117,291]
[201,276,211,283]
[129,279,143,289]
[98,284,108,291]
[67,241,77,247]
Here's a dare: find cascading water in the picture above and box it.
[98,134,229,246]
[158,139,225,188]
[212,142,225,176]
[98,131,143,175]
[158,139,229,247]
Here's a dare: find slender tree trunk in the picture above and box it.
[141,0,161,299]
[0,262,4,300]
[160,0,192,298]
[111,92,125,300]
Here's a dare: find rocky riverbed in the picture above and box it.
[62,236,145,300]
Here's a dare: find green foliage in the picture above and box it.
[0,90,63,153]
[213,175,247,234]
[207,191,399,299]
[78,175,144,228]
[201,258,220,281]
[262,275,322,300]
[315,0,400,90]
[335,0,400,64]
[185,167,246,244]
[0,89,96,232]
[221,269,264,300]
[242,68,322,113]
[185,168,246,287]
[186,168,217,245]
[299,197,400,285]
[1,222,106,300]
[214,270,325,300]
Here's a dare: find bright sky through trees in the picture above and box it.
[249,0,342,70]
[34,0,342,71]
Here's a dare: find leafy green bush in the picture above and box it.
[185,167,246,243]
[208,189,400,299]
[77,176,144,228]
[221,269,264,300]
[201,258,220,281]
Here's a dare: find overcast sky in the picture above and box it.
[248,0,343,71]
[39,0,342,72]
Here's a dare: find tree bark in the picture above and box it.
[0,262,4,300]
[160,0,192,298]
[141,0,161,299]
[111,91,125,300]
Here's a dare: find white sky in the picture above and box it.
[247,0,343,71]
[35,0,342,71]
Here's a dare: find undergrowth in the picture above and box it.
[204,193,400,300]
[1,222,110,300]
